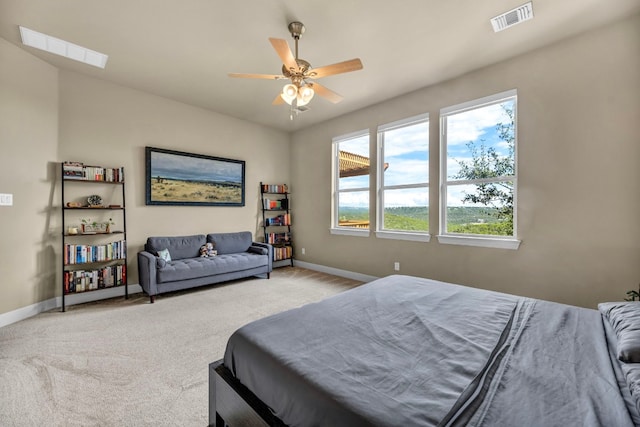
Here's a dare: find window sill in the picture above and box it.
[437,234,521,250]
[376,231,430,242]
[330,227,370,237]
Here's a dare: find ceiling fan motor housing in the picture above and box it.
[288,21,305,39]
[282,59,311,86]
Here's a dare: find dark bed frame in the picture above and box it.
[209,361,286,427]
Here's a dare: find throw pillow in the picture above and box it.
[599,301,640,363]
[157,248,172,262]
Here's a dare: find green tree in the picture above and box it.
[453,105,515,235]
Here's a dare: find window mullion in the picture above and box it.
[446,176,515,186]
[382,183,429,191]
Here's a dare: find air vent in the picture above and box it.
[491,2,534,32]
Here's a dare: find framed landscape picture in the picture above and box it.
[145,147,245,206]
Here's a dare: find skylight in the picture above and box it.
[19,26,108,69]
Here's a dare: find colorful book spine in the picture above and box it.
[64,240,126,265]
[261,183,288,194]
[63,264,127,294]
[273,246,293,261]
[62,162,124,182]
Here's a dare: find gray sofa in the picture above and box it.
[137,231,272,303]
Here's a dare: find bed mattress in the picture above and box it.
[223,275,638,426]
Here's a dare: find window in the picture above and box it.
[377,114,430,241]
[439,90,520,249]
[331,130,370,236]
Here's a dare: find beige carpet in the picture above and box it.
[0,267,362,426]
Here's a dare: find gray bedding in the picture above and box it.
[223,275,638,426]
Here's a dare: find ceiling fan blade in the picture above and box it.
[309,58,363,79]
[311,83,344,104]
[269,38,299,73]
[228,73,286,80]
[272,94,286,105]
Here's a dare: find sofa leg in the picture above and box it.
[150,295,156,304]
[267,273,270,279]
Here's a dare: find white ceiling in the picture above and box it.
[1,0,639,132]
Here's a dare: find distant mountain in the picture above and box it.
[340,206,502,225]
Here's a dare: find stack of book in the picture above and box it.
[64,265,126,293]
[62,161,85,180]
[62,161,125,182]
[273,246,293,261]
[263,198,289,210]
[64,240,126,264]
[265,214,291,226]
[266,232,292,245]
[262,183,288,194]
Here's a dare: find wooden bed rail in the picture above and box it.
[209,361,286,427]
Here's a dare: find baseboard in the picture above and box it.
[293,260,379,283]
[1,264,374,329]
[0,284,142,329]
[63,284,142,307]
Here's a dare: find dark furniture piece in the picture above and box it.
[260,182,293,267]
[137,231,272,303]
[61,162,128,312]
[210,274,640,426]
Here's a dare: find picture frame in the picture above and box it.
[145,147,245,206]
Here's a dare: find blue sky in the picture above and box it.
[151,151,243,183]
[338,99,514,208]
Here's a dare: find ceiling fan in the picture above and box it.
[228,21,363,110]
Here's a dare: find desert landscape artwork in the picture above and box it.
[145,147,245,206]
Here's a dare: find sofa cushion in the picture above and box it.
[207,232,252,255]
[146,235,205,260]
[248,245,268,255]
[156,252,268,283]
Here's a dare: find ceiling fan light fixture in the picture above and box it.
[281,83,298,104]
[297,85,314,106]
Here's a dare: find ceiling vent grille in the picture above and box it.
[491,2,534,32]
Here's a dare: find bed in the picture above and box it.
[209,274,640,426]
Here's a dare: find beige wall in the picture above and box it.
[0,38,59,314]
[0,42,290,316]
[291,14,640,308]
[2,14,638,317]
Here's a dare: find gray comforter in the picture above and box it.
[223,275,638,426]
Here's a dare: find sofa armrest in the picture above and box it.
[251,242,273,272]
[137,251,159,296]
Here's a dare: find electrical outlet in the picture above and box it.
[301,248,306,255]
[394,262,400,271]
[0,193,13,206]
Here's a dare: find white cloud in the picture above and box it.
[446,103,509,146]
[382,124,429,157]
[339,191,369,208]
[384,188,428,207]
[383,159,428,186]
[339,135,370,157]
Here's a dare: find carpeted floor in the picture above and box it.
[0,267,362,426]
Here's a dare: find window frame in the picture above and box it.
[438,89,521,250]
[376,113,430,242]
[331,129,371,237]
